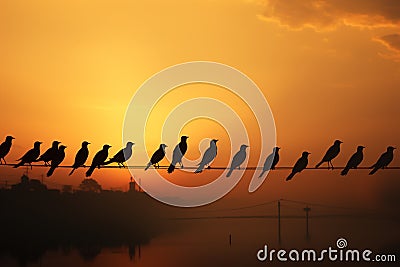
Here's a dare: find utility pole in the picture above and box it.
[304,206,311,240]
[278,200,281,244]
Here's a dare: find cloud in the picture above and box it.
[260,0,400,31]
[374,33,400,61]
[376,34,400,51]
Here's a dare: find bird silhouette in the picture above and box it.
[47,145,67,177]
[104,141,135,167]
[69,141,90,175]
[14,141,42,169]
[315,140,343,169]
[369,146,396,175]
[86,144,112,177]
[341,146,365,176]
[37,141,61,166]
[0,136,15,164]
[286,151,310,181]
[145,144,168,170]
[168,136,189,173]
[195,139,218,173]
[226,144,248,177]
[259,147,280,178]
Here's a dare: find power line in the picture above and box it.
[0,163,400,170]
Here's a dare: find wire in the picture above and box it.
[1,163,400,170]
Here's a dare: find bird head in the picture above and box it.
[387,146,396,151]
[274,146,280,151]
[126,141,135,147]
[240,144,249,150]
[59,145,67,150]
[6,136,15,141]
[334,140,343,145]
[34,141,42,147]
[211,139,219,144]
[82,141,90,146]
[181,136,189,141]
[160,144,168,150]
[302,151,311,157]
[103,144,112,150]
[52,141,61,147]
[357,145,365,151]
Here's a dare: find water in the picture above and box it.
[1,216,399,267]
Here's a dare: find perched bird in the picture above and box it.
[195,139,218,173]
[315,140,343,169]
[226,144,248,177]
[47,145,67,177]
[69,141,90,175]
[37,141,61,166]
[0,136,15,164]
[103,142,135,167]
[259,147,280,178]
[286,152,311,181]
[145,144,168,170]
[168,136,189,173]
[14,141,42,169]
[341,146,365,176]
[86,144,112,177]
[369,146,396,175]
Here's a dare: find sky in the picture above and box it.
[0,0,400,207]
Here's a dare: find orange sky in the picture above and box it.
[0,0,400,206]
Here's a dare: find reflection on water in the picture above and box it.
[1,216,399,267]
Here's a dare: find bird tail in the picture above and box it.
[69,168,76,176]
[144,162,151,171]
[86,166,95,177]
[194,164,204,173]
[315,161,323,168]
[226,168,233,177]
[167,164,176,173]
[14,161,23,168]
[369,167,378,175]
[47,167,55,177]
[340,167,350,176]
[286,172,295,181]
[258,170,267,178]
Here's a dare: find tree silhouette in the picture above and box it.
[78,179,102,193]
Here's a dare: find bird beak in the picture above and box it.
[11,137,15,139]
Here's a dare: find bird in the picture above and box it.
[369,146,396,175]
[259,147,280,178]
[195,139,218,173]
[69,141,90,175]
[226,144,248,177]
[315,140,343,169]
[0,136,15,164]
[86,144,112,177]
[145,144,168,170]
[36,141,61,166]
[168,136,189,173]
[103,141,135,167]
[340,146,365,176]
[47,145,66,177]
[286,151,311,181]
[14,141,42,169]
